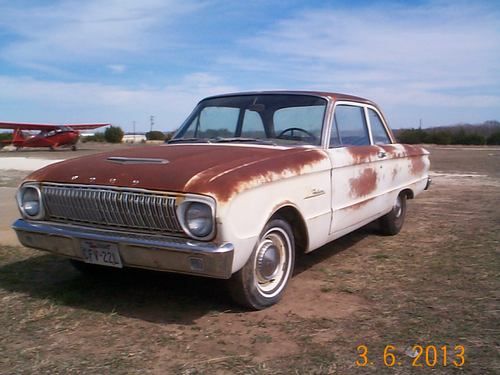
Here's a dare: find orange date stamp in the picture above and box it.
[356,344,465,368]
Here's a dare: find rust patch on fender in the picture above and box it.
[346,146,380,165]
[349,168,377,198]
[410,156,426,175]
[401,144,429,157]
[400,144,428,175]
[186,148,328,202]
[24,145,328,205]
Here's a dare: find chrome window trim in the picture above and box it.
[327,100,395,147]
[364,104,395,144]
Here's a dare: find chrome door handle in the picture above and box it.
[378,151,387,158]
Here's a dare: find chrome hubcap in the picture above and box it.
[253,228,291,296]
[256,241,281,282]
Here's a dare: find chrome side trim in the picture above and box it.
[13,219,234,279]
[107,157,169,164]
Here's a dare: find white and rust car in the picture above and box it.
[13,91,430,309]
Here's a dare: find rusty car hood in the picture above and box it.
[25,144,329,202]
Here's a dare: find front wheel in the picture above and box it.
[228,218,295,310]
[379,193,407,235]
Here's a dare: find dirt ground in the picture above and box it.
[0,144,498,374]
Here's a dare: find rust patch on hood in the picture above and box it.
[24,144,328,203]
[349,168,377,198]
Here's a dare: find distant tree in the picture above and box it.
[463,133,485,145]
[451,128,467,145]
[486,131,500,145]
[164,131,174,141]
[451,128,485,145]
[394,120,500,145]
[0,133,12,142]
[81,132,106,143]
[145,130,165,141]
[104,126,124,143]
[397,128,428,144]
[428,130,452,145]
[198,128,233,138]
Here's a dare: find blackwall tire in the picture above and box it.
[379,193,407,236]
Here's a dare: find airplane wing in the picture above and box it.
[0,121,109,131]
[65,123,110,130]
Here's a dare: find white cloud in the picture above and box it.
[220,1,500,126]
[0,73,238,131]
[0,0,203,64]
[107,64,127,74]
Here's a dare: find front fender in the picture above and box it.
[216,162,332,273]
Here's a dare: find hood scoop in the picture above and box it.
[107,156,169,165]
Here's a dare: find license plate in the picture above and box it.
[80,240,123,268]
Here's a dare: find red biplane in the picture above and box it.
[0,122,109,151]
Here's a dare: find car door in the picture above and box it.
[326,102,388,238]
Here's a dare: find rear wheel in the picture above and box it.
[379,193,407,235]
[229,218,295,310]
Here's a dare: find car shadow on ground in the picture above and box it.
[294,222,377,276]
[0,224,377,324]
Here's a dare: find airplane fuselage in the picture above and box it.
[12,129,80,150]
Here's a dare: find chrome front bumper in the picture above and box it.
[12,219,234,279]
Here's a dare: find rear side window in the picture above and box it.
[368,108,391,144]
[330,105,370,147]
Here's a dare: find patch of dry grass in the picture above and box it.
[0,147,498,374]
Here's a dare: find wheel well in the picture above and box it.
[271,206,308,253]
[400,188,414,199]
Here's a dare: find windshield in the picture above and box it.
[172,94,327,146]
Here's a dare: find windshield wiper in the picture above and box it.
[211,137,276,145]
[167,138,211,144]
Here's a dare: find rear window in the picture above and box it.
[368,108,391,144]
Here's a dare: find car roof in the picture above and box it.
[202,90,376,106]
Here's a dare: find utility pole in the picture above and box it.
[133,121,136,143]
[150,115,154,133]
[419,118,423,129]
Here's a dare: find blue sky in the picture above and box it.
[0,0,499,132]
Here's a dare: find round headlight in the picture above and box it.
[19,186,41,218]
[185,202,213,238]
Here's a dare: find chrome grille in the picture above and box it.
[42,184,183,234]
